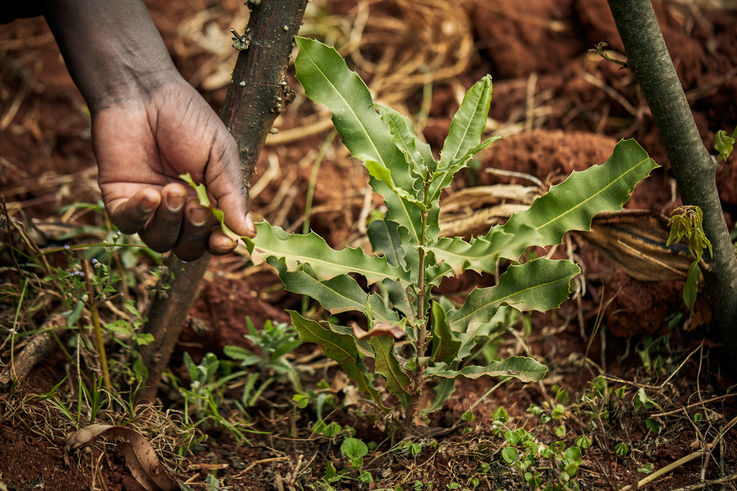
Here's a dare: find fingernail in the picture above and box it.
[166,193,185,212]
[141,197,157,214]
[191,208,209,226]
[245,213,256,236]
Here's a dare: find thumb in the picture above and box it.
[205,138,256,238]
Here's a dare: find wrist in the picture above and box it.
[44,0,180,113]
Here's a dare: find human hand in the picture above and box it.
[92,76,255,261]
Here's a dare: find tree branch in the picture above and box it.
[607,0,737,359]
[137,0,309,404]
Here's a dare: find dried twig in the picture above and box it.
[620,415,737,491]
[136,0,310,404]
[0,309,65,386]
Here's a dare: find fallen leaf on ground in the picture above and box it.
[66,424,177,491]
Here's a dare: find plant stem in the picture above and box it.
[83,259,111,392]
[6,278,27,383]
[607,0,737,359]
[406,176,432,432]
[136,0,309,404]
[302,129,337,235]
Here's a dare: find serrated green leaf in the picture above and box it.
[268,258,398,323]
[367,218,406,268]
[295,37,424,244]
[431,301,461,363]
[378,104,435,179]
[294,38,410,186]
[448,259,580,331]
[247,221,410,286]
[368,336,411,395]
[289,311,380,403]
[497,139,658,259]
[425,227,539,274]
[440,75,493,167]
[424,253,455,287]
[427,356,547,382]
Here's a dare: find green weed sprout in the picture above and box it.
[667,205,712,311]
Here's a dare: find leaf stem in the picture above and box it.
[406,172,432,431]
[83,259,111,392]
[302,129,337,234]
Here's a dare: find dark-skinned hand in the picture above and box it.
[93,77,255,261]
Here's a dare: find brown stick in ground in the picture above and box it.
[136,0,309,404]
[0,309,65,387]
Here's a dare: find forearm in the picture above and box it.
[43,0,179,112]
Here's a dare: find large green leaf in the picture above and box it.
[430,301,461,363]
[289,311,380,403]
[424,227,529,274]
[439,75,493,167]
[497,139,658,258]
[247,221,410,286]
[378,104,435,179]
[367,218,406,268]
[294,37,409,187]
[448,259,580,331]
[427,356,547,383]
[428,140,657,270]
[295,37,423,244]
[368,336,411,395]
[269,259,398,323]
[423,377,456,415]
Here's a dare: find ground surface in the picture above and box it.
[2,0,737,489]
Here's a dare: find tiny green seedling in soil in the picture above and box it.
[182,37,657,430]
[224,317,303,399]
[714,125,736,162]
[667,205,712,311]
[170,352,253,444]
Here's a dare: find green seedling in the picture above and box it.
[224,318,303,402]
[182,37,657,428]
[715,126,736,161]
[667,205,712,311]
[173,352,252,444]
[293,379,338,420]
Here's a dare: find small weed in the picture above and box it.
[224,317,302,395]
[168,352,253,445]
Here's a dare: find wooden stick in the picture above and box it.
[136,0,309,404]
[0,310,65,386]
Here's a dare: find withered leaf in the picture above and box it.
[66,424,177,491]
[351,322,405,340]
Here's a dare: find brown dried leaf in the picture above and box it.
[581,210,693,281]
[440,184,539,212]
[351,322,405,340]
[66,424,177,491]
[438,184,539,238]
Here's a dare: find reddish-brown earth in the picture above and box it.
[2,0,737,489]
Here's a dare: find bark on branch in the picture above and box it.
[607,0,737,358]
[137,0,309,404]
